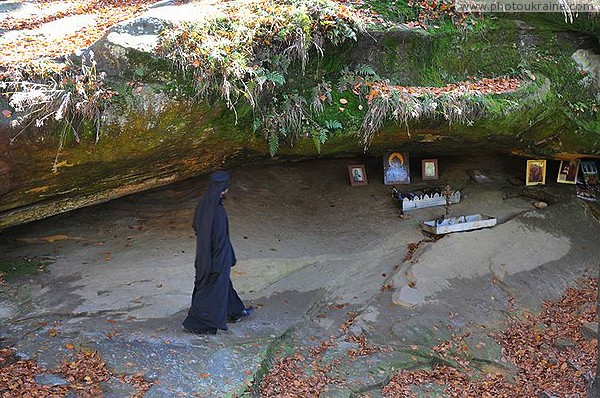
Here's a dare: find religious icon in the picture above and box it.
[525,159,546,186]
[421,159,439,180]
[556,159,580,184]
[348,165,368,186]
[384,152,410,185]
[580,159,599,186]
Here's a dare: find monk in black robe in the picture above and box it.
[183,171,253,334]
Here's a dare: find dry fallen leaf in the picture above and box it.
[380,284,393,292]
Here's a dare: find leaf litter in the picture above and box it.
[382,277,598,397]
[259,307,389,396]
[258,278,597,397]
[0,0,158,71]
[0,348,153,397]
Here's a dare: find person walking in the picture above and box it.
[183,171,253,334]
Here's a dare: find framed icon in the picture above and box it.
[526,159,546,186]
[421,159,438,180]
[384,152,410,185]
[556,160,580,184]
[348,165,368,186]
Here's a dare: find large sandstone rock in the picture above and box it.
[0,3,599,230]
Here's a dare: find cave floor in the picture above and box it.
[0,155,598,396]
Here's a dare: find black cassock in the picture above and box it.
[183,171,246,333]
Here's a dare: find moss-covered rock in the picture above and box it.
[0,3,598,230]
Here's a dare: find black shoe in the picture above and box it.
[183,326,217,335]
[230,307,254,323]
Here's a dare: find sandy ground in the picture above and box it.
[0,154,598,396]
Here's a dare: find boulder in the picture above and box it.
[1,4,599,229]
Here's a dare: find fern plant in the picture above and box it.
[157,0,364,155]
[312,119,342,153]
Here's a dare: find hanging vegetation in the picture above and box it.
[156,0,365,155]
[1,54,115,171]
[333,66,521,148]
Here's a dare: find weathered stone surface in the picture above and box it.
[34,373,69,386]
[90,16,165,75]
[88,2,226,75]
[99,377,136,398]
[15,351,30,361]
[392,286,425,308]
[0,5,92,62]
[319,386,353,397]
[1,157,599,396]
[556,338,577,350]
[581,321,598,341]
[322,341,360,362]
[0,161,10,195]
[0,1,70,20]
[0,300,14,320]
[572,48,600,90]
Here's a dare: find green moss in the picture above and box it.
[30,18,600,162]
[0,257,54,280]
[506,13,600,38]
[120,48,179,84]
[6,5,600,231]
[0,93,258,216]
[246,332,297,396]
[318,89,365,130]
[360,0,417,23]
[333,19,523,88]
[422,19,520,84]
